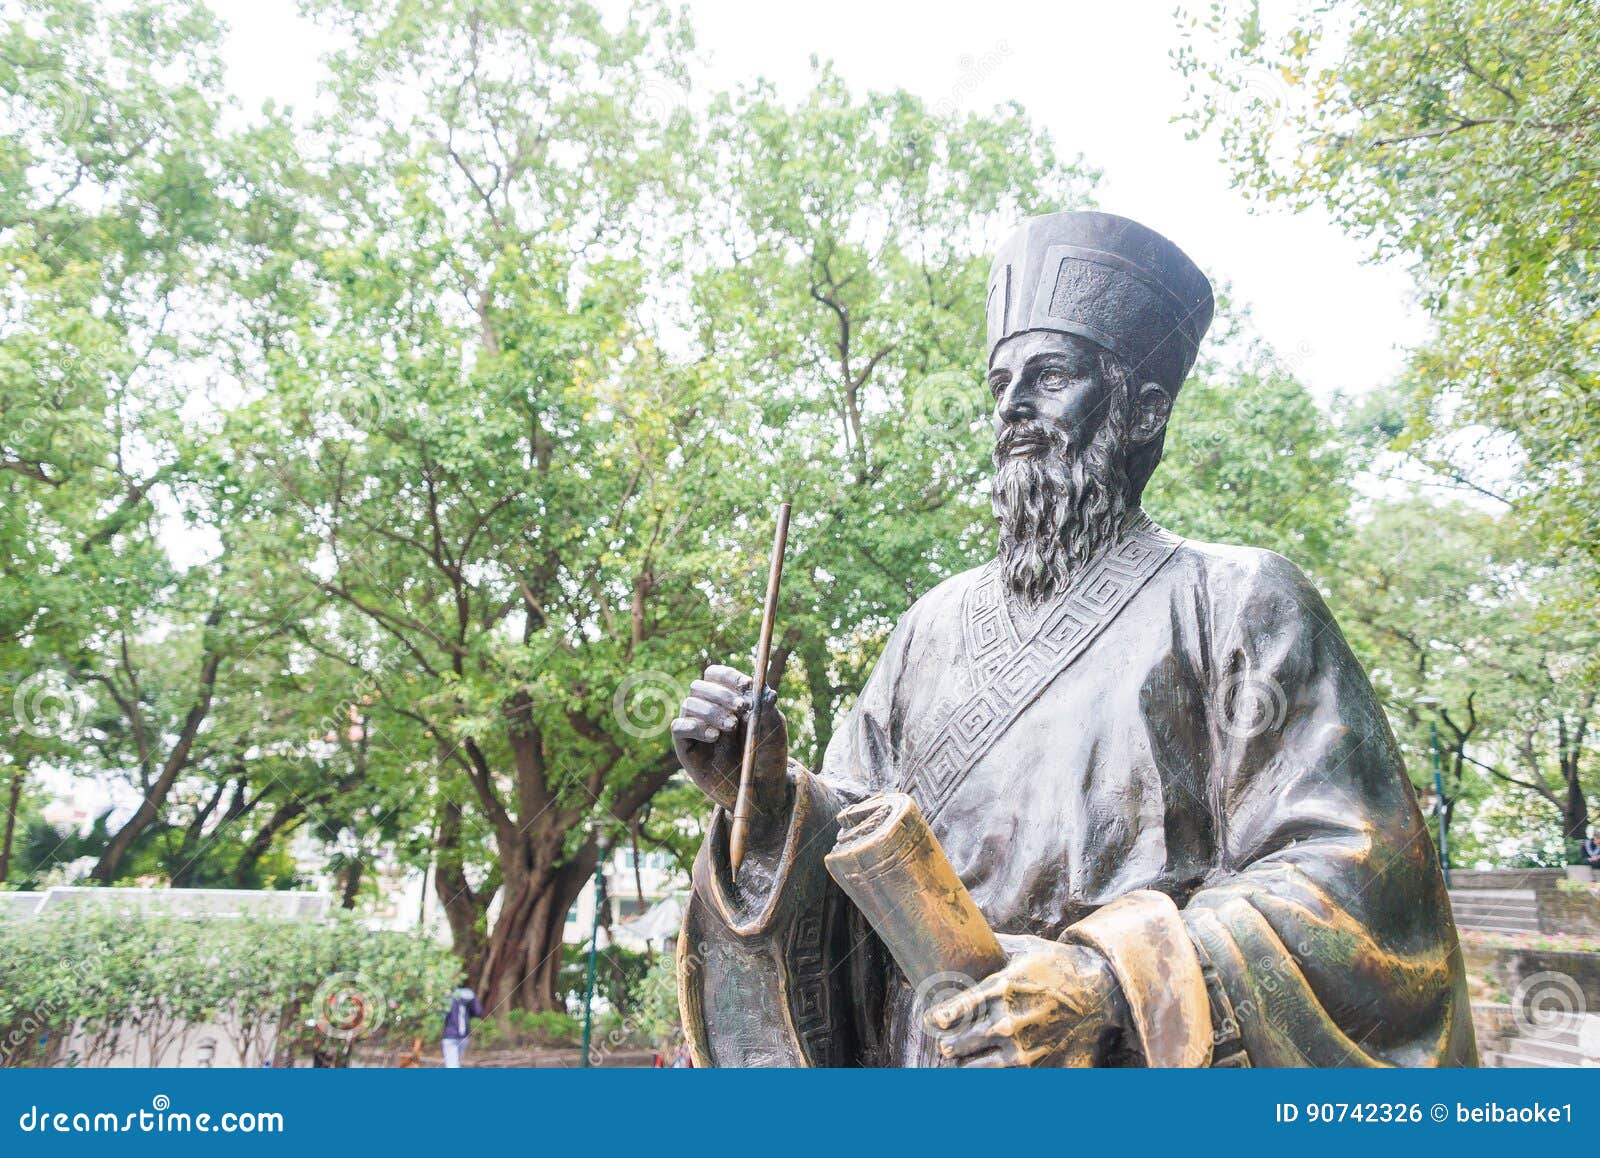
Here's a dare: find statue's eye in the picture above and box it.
[1036,368,1070,391]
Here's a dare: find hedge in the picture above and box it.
[0,908,460,1068]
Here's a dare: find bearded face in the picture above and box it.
[988,332,1143,606]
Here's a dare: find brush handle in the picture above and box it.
[729,502,792,878]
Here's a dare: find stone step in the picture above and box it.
[1453,916,1543,934]
[1450,898,1538,913]
[1451,869,1564,892]
[1452,912,1541,927]
[1528,1018,1600,1050]
[1483,1047,1595,1069]
[1448,893,1541,932]
[1452,912,1540,925]
[1450,887,1539,903]
[1450,894,1537,909]
[1450,898,1538,915]
[1510,1035,1593,1065]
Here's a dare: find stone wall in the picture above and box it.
[1452,868,1565,893]
[1464,943,1600,1008]
[1539,891,1600,938]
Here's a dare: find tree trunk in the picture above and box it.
[1560,714,1590,844]
[338,857,364,909]
[94,617,223,883]
[1562,771,1589,843]
[434,797,489,984]
[479,840,597,1012]
[232,797,310,885]
[0,762,25,884]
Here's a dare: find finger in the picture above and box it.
[956,1049,1010,1069]
[938,1013,1018,1060]
[689,679,744,713]
[682,697,738,730]
[671,717,719,745]
[703,665,754,693]
[924,979,1001,1033]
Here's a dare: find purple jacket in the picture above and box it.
[442,988,484,1041]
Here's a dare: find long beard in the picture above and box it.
[991,414,1132,606]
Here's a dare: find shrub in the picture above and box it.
[0,908,459,1068]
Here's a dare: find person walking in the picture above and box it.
[441,986,483,1069]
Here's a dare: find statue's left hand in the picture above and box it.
[923,934,1126,1067]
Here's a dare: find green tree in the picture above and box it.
[229,0,729,1010]
[1176,0,1600,594]
[1334,496,1599,861]
[0,0,258,884]
[1147,297,1351,567]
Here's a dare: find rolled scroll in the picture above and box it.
[824,792,1007,991]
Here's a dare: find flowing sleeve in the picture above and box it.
[678,611,915,1067]
[1175,550,1477,1067]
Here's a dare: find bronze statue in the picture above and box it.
[670,211,1478,1068]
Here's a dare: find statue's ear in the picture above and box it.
[1130,382,1172,445]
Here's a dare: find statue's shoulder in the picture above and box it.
[1167,537,1331,626]
[890,561,991,640]
[911,561,991,615]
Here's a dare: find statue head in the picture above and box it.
[985,211,1213,603]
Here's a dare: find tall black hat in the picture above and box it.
[986,211,1214,392]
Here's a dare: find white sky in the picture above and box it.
[213,0,1431,405]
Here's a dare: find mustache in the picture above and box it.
[993,421,1070,459]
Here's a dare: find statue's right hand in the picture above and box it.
[671,664,789,823]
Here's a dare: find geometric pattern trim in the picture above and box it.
[899,512,1182,817]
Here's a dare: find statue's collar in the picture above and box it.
[903,510,1182,813]
[998,509,1161,637]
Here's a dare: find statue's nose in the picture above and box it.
[997,382,1035,425]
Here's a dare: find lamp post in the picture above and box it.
[580,834,606,1067]
[1416,697,1450,888]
